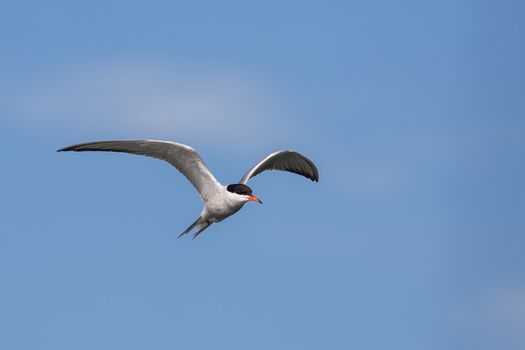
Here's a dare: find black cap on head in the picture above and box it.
[227,184,253,196]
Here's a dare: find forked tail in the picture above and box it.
[178,216,212,239]
[178,216,200,238]
[191,222,211,239]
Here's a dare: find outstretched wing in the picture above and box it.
[58,140,222,202]
[240,150,319,184]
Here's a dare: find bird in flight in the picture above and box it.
[58,140,319,238]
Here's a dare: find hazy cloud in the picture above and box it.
[485,284,525,331]
[449,282,525,349]
[3,60,295,150]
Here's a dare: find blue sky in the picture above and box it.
[1,1,524,349]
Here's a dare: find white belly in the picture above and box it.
[202,188,247,223]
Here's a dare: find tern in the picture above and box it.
[58,140,319,238]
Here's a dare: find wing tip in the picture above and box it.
[308,172,319,182]
[57,141,97,152]
[57,144,87,152]
[241,149,320,183]
[56,140,125,153]
[294,151,319,183]
[312,168,320,182]
[57,145,73,152]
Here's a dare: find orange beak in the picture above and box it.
[248,196,263,204]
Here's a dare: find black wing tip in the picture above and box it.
[56,140,118,153]
[57,145,80,152]
[307,173,319,182]
[293,151,319,183]
[56,140,150,153]
[312,169,320,182]
[275,150,319,183]
[57,141,95,152]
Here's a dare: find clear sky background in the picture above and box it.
[1,1,524,349]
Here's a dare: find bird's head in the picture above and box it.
[226,184,263,204]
